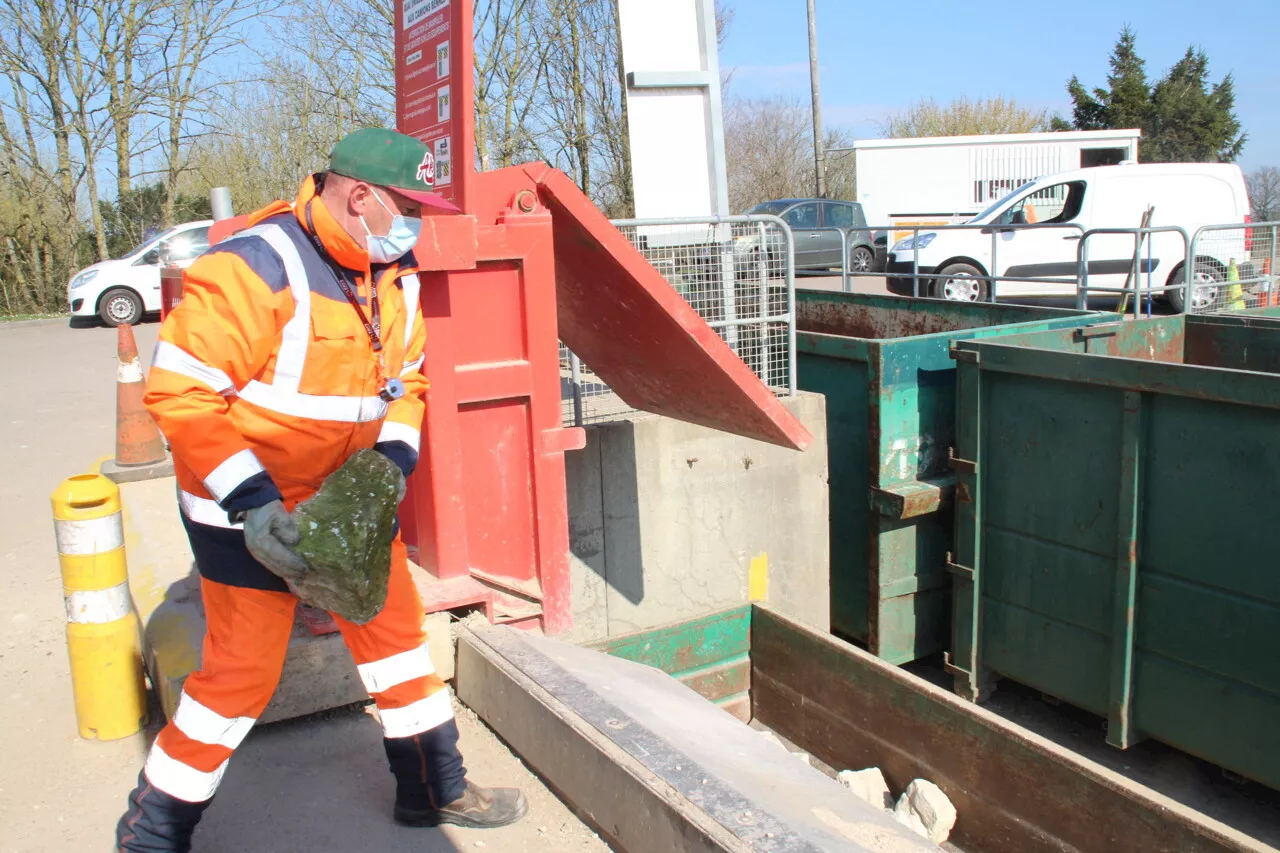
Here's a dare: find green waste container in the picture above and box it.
[794,290,1106,664]
[949,310,1280,791]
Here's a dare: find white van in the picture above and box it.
[885,163,1253,311]
[67,220,213,326]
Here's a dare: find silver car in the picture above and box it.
[740,199,878,273]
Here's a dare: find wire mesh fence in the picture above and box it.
[1189,222,1279,314]
[560,215,796,427]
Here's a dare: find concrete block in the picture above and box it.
[456,623,940,852]
[893,780,957,845]
[426,611,455,682]
[838,768,893,811]
[101,454,175,484]
[565,392,829,641]
[562,435,608,644]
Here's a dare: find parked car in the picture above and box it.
[68,219,213,326]
[885,163,1253,312]
[737,199,877,274]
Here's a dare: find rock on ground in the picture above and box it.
[893,779,957,845]
[837,767,894,811]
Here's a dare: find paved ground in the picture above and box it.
[0,318,610,852]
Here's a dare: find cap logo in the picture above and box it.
[416,151,435,187]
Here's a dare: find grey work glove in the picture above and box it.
[243,500,308,579]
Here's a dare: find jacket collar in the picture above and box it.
[293,174,370,272]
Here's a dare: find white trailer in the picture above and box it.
[851,129,1141,232]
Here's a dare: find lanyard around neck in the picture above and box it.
[304,200,383,353]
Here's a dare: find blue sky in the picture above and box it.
[719,0,1279,169]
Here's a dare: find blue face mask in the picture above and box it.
[361,189,422,263]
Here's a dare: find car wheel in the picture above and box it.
[849,246,874,274]
[931,263,989,302]
[1167,263,1223,313]
[99,287,144,326]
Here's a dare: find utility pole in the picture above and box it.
[806,0,826,198]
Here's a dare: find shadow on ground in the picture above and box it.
[190,710,467,852]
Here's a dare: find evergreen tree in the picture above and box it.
[1145,48,1245,162]
[1064,28,1245,163]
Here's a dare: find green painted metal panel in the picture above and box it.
[588,606,752,709]
[951,309,1280,790]
[794,290,1106,664]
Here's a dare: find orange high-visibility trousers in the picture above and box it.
[140,539,453,803]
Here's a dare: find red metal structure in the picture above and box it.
[185,0,811,635]
[396,162,811,634]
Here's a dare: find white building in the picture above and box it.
[851,129,1142,231]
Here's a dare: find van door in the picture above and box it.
[1082,175,1161,297]
[988,181,1088,297]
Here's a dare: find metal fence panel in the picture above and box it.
[1189,221,1279,314]
[560,215,797,426]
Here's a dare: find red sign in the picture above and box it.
[395,0,474,210]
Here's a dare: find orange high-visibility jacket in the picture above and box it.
[145,176,427,590]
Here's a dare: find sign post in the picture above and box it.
[395,0,475,212]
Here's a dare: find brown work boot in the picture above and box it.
[395,779,528,829]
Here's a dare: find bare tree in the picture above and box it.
[475,0,546,170]
[63,0,116,259]
[724,95,854,212]
[882,96,1059,138]
[1247,166,1280,223]
[153,0,269,226]
[94,0,167,196]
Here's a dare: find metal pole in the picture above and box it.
[806,0,826,199]
[1270,225,1278,307]
[840,230,850,293]
[1136,233,1146,318]
[757,222,770,382]
[569,353,585,427]
[912,227,920,297]
[209,187,233,221]
[784,223,798,397]
[1076,231,1090,311]
[989,228,998,303]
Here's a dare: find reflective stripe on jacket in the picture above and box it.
[145,177,427,588]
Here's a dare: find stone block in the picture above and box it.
[893,779,957,845]
[838,768,894,811]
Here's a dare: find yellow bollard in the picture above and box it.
[51,473,148,740]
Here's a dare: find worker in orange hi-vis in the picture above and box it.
[116,128,527,853]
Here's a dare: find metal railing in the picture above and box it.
[855,222,1086,301]
[1187,221,1279,314]
[560,214,797,427]
[823,219,1280,317]
[1074,226,1191,316]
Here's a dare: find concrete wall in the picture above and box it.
[562,391,829,643]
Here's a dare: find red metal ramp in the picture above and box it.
[480,163,812,451]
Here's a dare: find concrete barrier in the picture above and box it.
[562,392,829,643]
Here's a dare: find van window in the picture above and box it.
[822,202,853,228]
[999,181,1085,226]
[782,203,819,229]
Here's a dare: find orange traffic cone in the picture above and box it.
[101,324,173,483]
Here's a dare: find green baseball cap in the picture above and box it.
[328,128,459,213]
